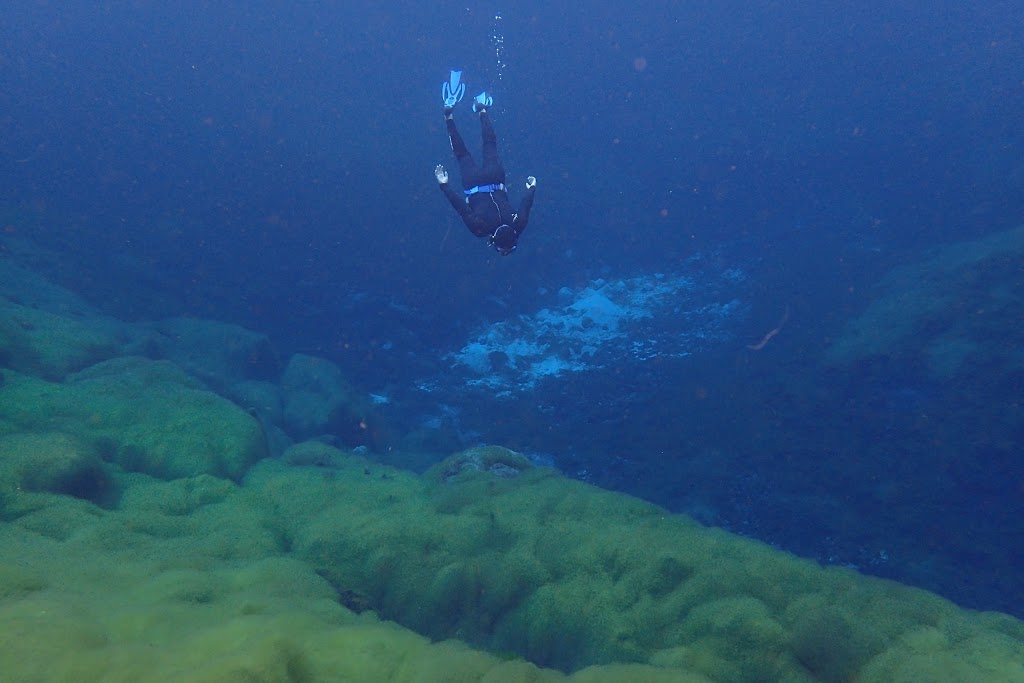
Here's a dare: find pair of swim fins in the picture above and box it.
[442,70,492,110]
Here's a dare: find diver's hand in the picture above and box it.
[435,164,449,185]
[526,176,537,190]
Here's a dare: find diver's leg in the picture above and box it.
[479,112,506,183]
[447,118,481,188]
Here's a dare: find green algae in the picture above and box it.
[0,390,1022,680]
[0,431,112,504]
[0,471,701,682]
[0,294,125,381]
[6,217,1022,680]
[244,444,1024,681]
[0,359,267,481]
[826,224,1024,372]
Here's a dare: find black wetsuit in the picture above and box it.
[440,111,535,253]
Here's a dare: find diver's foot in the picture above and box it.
[472,92,493,114]
[443,105,454,120]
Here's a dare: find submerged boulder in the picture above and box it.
[826,224,1024,379]
[0,295,127,381]
[128,316,279,389]
[0,246,133,382]
[0,431,111,504]
[280,353,377,447]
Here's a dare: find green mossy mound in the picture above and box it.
[0,431,112,505]
[0,295,126,381]
[826,224,1024,375]
[279,353,381,446]
[0,359,267,480]
[247,443,1024,681]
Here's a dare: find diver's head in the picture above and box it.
[488,224,518,256]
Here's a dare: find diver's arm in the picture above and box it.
[440,183,471,217]
[513,176,537,237]
[435,164,470,217]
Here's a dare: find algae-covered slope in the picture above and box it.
[251,444,1024,682]
[0,468,709,682]
[1,435,1023,681]
[0,337,1023,681]
[0,328,1022,681]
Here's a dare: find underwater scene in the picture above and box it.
[1,1,1023,681]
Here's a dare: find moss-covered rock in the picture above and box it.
[428,445,536,483]
[0,358,267,480]
[128,316,280,388]
[279,353,380,447]
[0,295,126,381]
[826,224,1024,374]
[0,431,111,505]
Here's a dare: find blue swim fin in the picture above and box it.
[472,91,493,112]
[443,70,466,107]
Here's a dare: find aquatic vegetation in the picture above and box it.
[0,359,266,481]
[2,431,1022,680]
[1,230,1023,681]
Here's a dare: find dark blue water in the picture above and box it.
[2,1,1023,616]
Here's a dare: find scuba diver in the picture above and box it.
[435,70,536,256]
